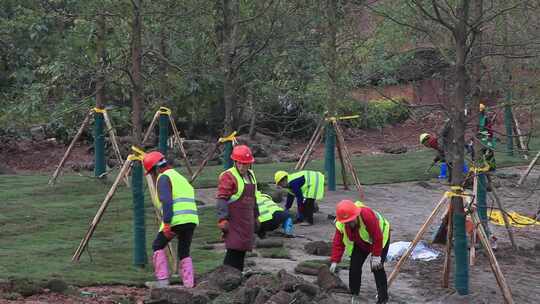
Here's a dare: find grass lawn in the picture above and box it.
[0,137,537,286]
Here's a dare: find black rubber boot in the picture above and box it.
[373,269,389,304]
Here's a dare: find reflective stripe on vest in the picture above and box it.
[288,170,325,200]
[335,201,390,256]
[220,167,257,204]
[158,169,198,230]
[256,192,283,223]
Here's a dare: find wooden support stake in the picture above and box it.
[300,124,324,170]
[388,195,448,287]
[103,111,130,187]
[470,174,479,266]
[49,110,93,185]
[513,116,528,159]
[190,141,220,183]
[335,133,349,190]
[169,116,193,176]
[518,151,540,186]
[334,122,365,199]
[296,120,324,170]
[471,212,515,304]
[72,157,133,261]
[486,175,517,251]
[442,204,453,287]
[145,174,177,273]
[295,120,323,170]
[142,111,160,145]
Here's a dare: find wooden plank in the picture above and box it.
[169,117,193,176]
[335,133,349,190]
[142,111,159,145]
[49,110,93,185]
[190,141,220,183]
[334,122,365,200]
[471,212,515,304]
[295,120,324,170]
[299,124,324,170]
[388,195,448,287]
[518,151,540,186]
[72,158,133,261]
[513,116,528,158]
[487,175,518,251]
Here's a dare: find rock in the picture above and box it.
[266,290,292,304]
[294,265,319,276]
[244,274,279,294]
[245,260,257,267]
[10,279,41,297]
[207,265,242,292]
[290,290,313,304]
[304,241,332,256]
[256,239,284,248]
[296,282,320,297]
[253,288,271,304]
[45,279,68,293]
[193,281,221,300]
[231,286,260,304]
[381,145,407,154]
[149,287,210,304]
[316,266,348,293]
[277,269,301,292]
[30,125,46,141]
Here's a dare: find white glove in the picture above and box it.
[329,262,338,273]
[370,255,384,271]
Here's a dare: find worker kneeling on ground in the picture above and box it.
[255,191,294,239]
[216,145,259,271]
[274,170,324,225]
[330,200,391,304]
[144,151,198,289]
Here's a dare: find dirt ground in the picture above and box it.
[198,166,540,304]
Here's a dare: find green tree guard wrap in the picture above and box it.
[453,198,469,295]
[504,100,514,156]
[223,141,233,170]
[159,113,169,157]
[132,162,147,267]
[477,174,489,236]
[94,111,106,177]
[325,124,336,191]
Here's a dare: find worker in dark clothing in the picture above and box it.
[255,191,294,239]
[274,170,325,225]
[143,151,198,289]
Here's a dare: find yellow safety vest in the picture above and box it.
[158,169,198,230]
[220,167,257,203]
[335,201,390,256]
[256,191,283,223]
[288,170,325,200]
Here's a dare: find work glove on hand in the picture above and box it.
[329,262,338,273]
[370,255,384,271]
[162,223,175,240]
[218,219,229,240]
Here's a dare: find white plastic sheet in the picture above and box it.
[387,241,440,261]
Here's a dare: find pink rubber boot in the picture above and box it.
[179,257,195,288]
[145,249,170,288]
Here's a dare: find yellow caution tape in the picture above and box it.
[471,164,490,173]
[444,186,471,199]
[158,106,172,116]
[127,154,143,161]
[219,131,237,143]
[489,210,540,227]
[93,107,106,114]
[131,146,146,157]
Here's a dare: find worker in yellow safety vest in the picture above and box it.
[255,191,294,239]
[143,151,198,289]
[330,200,391,304]
[274,170,325,225]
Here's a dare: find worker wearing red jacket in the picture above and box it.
[330,200,391,304]
[216,145,259,271]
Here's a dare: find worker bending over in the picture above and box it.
[216,145,259,271]
[144,151,198,289]
[255,191,294,239]
[330,200,391,304]
[274,170,325,225]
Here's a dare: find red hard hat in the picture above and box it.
[231,145,255,164]
[142,151,165,175]
[336,200,361,223]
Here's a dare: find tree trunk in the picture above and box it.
[325,0,338,115]
[222,0,239,135]
[471,0,483,162]
[96,12,106,109]
[131,0,144,143]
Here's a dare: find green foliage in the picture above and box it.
[336,97,410,129]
